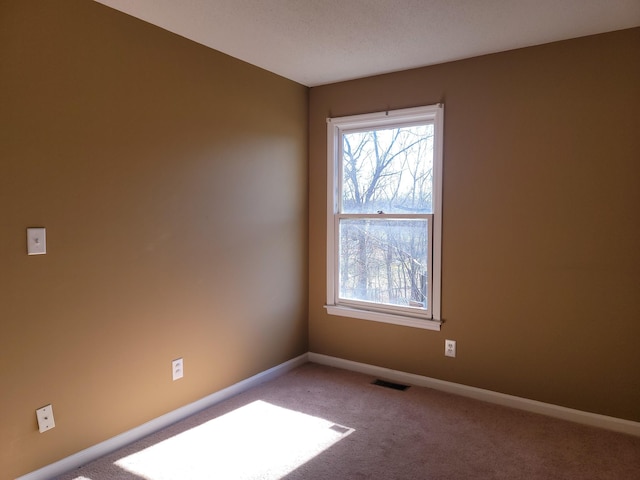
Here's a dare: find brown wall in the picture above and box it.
[1,1,308,478]
[309,29,640,422]
[2,1,638,477]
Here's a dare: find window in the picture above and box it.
[326,105,443,330]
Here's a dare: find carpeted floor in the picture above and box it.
[55,363,640,479]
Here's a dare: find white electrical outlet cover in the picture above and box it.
[36,404,55,433]
[27,228,47,255]
[172,358,184,381]
[445,340,456,358]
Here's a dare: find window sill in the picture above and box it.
[324,305,442,331]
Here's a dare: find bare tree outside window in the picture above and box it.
[338,124,434,311]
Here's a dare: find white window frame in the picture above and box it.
[325,104,443,331]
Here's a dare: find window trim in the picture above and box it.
[325,104,444,331]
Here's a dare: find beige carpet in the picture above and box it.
[55,363,640,479]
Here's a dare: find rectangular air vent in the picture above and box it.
[330,424,351,434]
[372,379,410,391]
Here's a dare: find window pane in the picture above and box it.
[342,124,434,214]
[338,218,428,310]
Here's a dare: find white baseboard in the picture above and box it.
[308,352,640,437]
[18,353,309,480]
[18,350,639,479]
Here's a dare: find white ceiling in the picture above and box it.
[94,0,640,87]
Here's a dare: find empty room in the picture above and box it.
[1,1,639,479]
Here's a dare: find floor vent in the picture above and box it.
[372,379,410,391]
[330,424,351,434]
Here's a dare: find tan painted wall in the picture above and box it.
[309,28,640,422]
[0,1,308,478]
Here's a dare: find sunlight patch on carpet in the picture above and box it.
[113,400,354,479]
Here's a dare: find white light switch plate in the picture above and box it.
[36,404,55,433]
[27,228,47,255]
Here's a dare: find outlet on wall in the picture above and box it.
[445,339,456,358]
[172,358,184,381]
